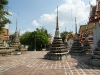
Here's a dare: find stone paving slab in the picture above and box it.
[0,51,100,75]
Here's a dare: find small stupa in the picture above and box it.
[69,17,86,56]
[92,38,100,59]
[89,38,100,66]
[83,37,91,53]
[44,6,70,60]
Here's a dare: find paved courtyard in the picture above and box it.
[0,51,100,75]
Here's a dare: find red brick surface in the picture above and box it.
[0,51,100,75]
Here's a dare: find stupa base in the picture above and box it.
[44,52,71,60]
[69,50,86,56]
[89,59,100,67]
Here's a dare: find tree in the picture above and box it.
[0,0,11,33]
[36,26,49,37]
[19,31,49,51]
[60,31,69,43]
[19,31,31,45]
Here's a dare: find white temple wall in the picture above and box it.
[93,22,100,49]
[67,40,73,48]
[93,27,96,50]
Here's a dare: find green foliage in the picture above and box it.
[0,0,11,33]
[19,32,31,45]
[36,26,49,37]
[60,31,69,42]
[20,31,49,51]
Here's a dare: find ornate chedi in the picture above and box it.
[9,19,20,51]
[13,19,20,44]
[69,17,86,56]
[44,6,70,60]
[10,19,27,54]
[92,38,100,59]
[89,38,100,66]
[83,28,91,53]
[83,37,91,53]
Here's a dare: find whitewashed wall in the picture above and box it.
[67,40,74,48]
[93,22,100,50]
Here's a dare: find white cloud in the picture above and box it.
[32,20,41,27]
[5,24,10,29]
[36,0,92,27]
[40,14,56,24]
[91,0,96,5]
[9,31,14,35]
[9,12,13,15]
[32,0,96,32]
[20,28,33,35]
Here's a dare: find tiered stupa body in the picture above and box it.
[44,6,70,60]
[13,19,19,44]
[83,37,91,53]
[10,19,20,50]
[92,38,100,59]
[70,18,86,56]
[89,38,100,66]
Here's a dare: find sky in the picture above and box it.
[6,0,96,36]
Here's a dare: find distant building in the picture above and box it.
[66,32,74,48]
[88,0,100,50]
[78,24,94,49]
[2,28,9,42]
[79,25,87,44]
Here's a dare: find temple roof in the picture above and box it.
[89,5,96,18]
[66,32,74,41]
[79,25,87,34]
[87,23,94,29]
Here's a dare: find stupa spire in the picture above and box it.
[16,19,18,32]
[75,17,77,34]
[56,6,59,30]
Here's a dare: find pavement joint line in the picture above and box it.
[25,59,40,75]
[66,60,73,75]
[50,64,53,69]
[79,62,93,75]
[46,66,48,69]
[77,63,86,75]
[81,62,99,75]
[31,61,46,75]
[55,61,57,69]
[41,62,47,69]
[74,66,81,75]
[63,65,68,75]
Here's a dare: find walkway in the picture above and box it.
[0,51,100,75]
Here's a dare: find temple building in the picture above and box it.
[66,32,74,48]
[79,25,87,45]
[88,0,100,67]
[79,24,94,49]
[88,0,100,50]
[2,28,9,42]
